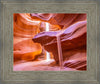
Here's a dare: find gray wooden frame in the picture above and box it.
[0,0,100,84]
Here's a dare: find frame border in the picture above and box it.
[0,0,100,84]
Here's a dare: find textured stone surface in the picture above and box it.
[31,13,86,28]
[14,13,87,70]
[14,38,42,61]
[32,14,87,70]
[13,14,42,61]
[13,13,62,62]
[13,13,40,38]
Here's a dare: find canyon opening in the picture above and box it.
[13,13,87,71]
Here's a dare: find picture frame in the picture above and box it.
[0,0,100,84]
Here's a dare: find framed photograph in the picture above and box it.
[0,0,100,84]
[13,13,87,71]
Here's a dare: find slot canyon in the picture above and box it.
[13,13,87,71]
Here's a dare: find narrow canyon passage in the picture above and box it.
[13,13,87,71]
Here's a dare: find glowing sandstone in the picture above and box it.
[14,39,42,61]
[13,14,42,61]
[13,13,41,38]
[13,13,61,61]
[13,13,87,70]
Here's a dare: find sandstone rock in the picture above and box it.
[13,14,42,61]
[14,13,87,70]
[40,22,61,32]
[13,13,40,38]
[14,39,42,61]
[30,13,86,28]
[33,21,86,50]
[32,21,87,70]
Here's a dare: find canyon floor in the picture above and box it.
[13,59,76,71]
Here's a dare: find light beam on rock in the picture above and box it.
[46,22,50,61]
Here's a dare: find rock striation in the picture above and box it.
[32,13,87,70]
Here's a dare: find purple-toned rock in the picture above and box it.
[33,21,87,68]
[31,13,86,28]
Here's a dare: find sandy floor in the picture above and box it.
[13,59,76,71]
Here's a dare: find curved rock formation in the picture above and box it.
[13,14,42,61]
[13,13,62,62]
[30,13,86,28]
[14,39,42,61]
[33,21,86,60]
[32,14,87,70]
[14,13,87,71]
[13,13,41,38]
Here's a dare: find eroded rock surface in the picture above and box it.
[14,13,87,70]
[13,14,42,61]
[32,14,87,70]
[31,13,86,28]
[14,39,42,61]
[13,13,60,62]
